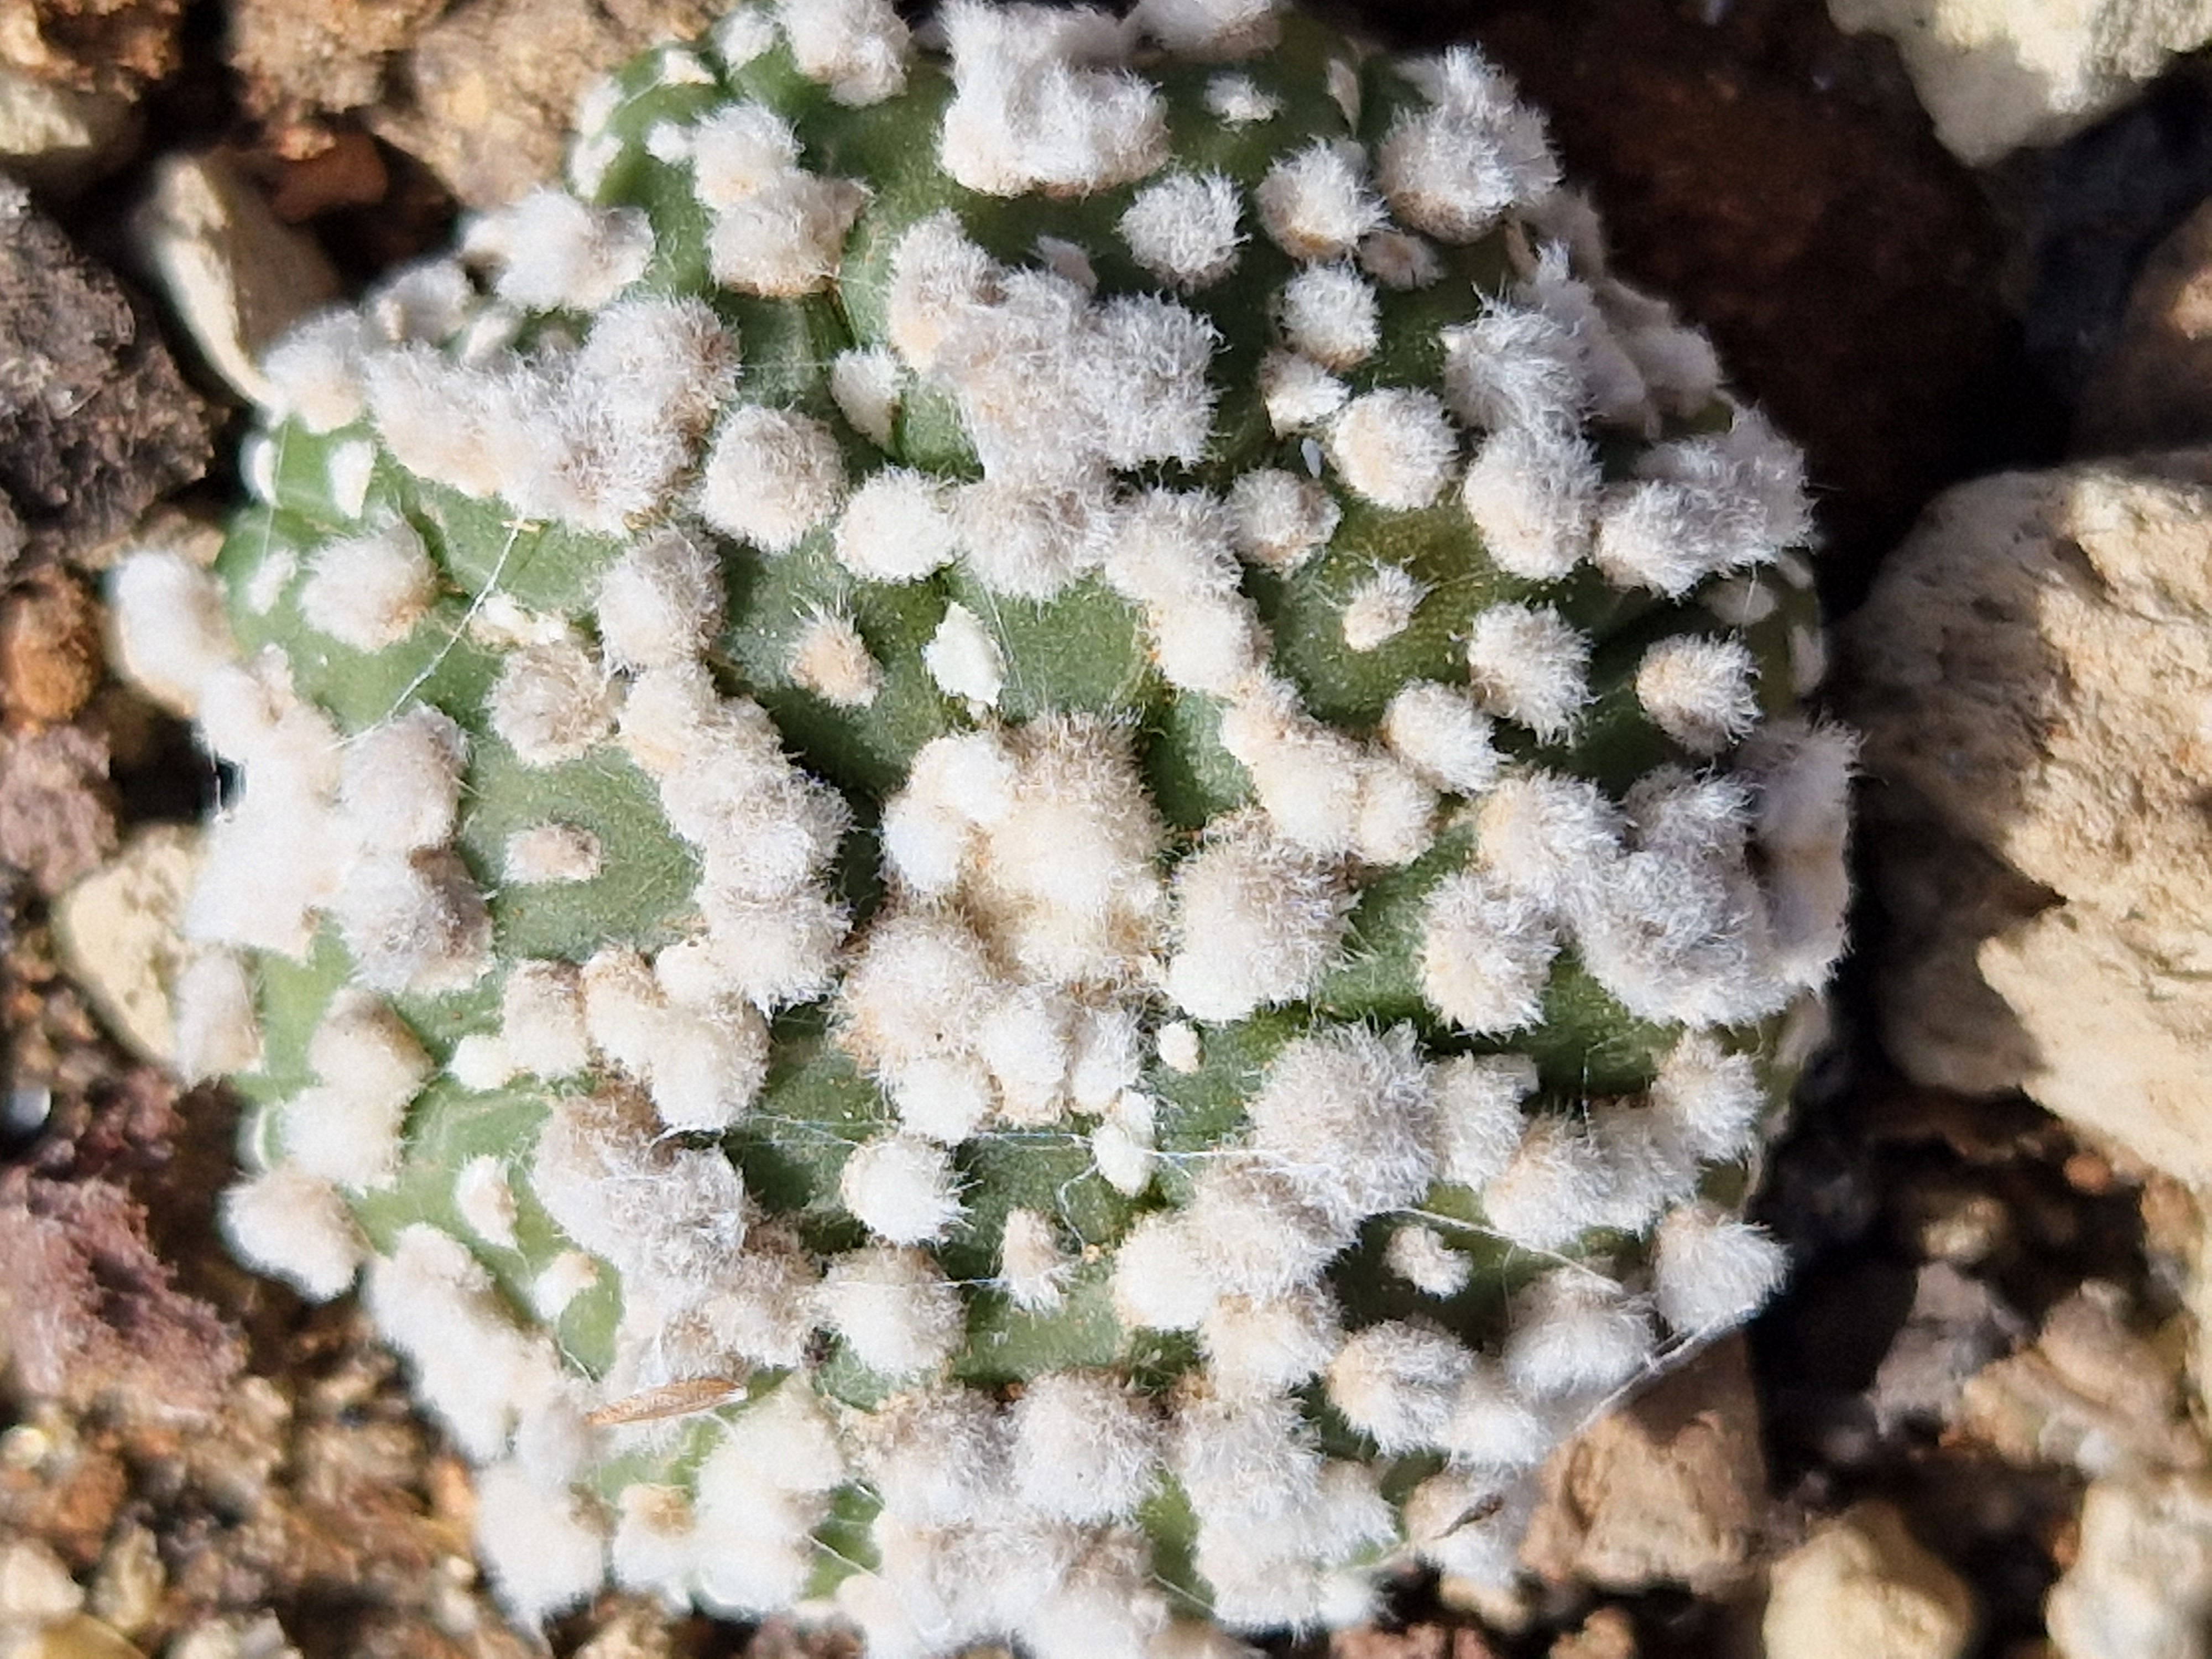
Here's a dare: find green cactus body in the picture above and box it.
[113,0,1848,1651]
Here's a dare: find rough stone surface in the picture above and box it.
[1521,1337,1768,1594]
[0,571,101,724]
[0,0,185,93]
[1827,0,2212,164]
[365,0,723,207]
[0,66,138,192]
[128,151,340,406]
[225,0,445,155]
[2079,197,2212,454]
[1763,1501,1977,1659]
[1868,1261,2027,1435]
[52,826,199,1068]
[0,725,114,895]
[2046,1472,2212,1659]
[1845,456,2212,1186]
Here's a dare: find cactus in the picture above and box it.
[111,0,1850,1651]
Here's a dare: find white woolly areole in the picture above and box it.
[447,1033,514,1092]
[1246,1024,1437,1225]
[299,520,437,653]
[1650,1029,1766,1166]
[1326,389,1458,510]
[1201,1286,1342,1396]
[1186,1155,1353,1298]
[834,468,959,582]
[261,310,369,432]
[1227,468,1339,571]
[1460,424,1600,582]
[1119,171,1244,288]
[337,707,466,853]
[780,0,911,104]
[1635,634,1760,754]
[172,950,262,1081]
[1255,140,1384,259]
[503,823,602,885]
[1011,1370,1162,1521]
[533,1251,598,1319]
[1383,681,1498,796]
[306,993,431,1126]
[1385,1223,1472,1297]
[502,960,590,1079]
[1205,71,1280,125]
[597,530,725,671]
[999,1206,1072,1310]
[1164,812,1348,1024]
[1259,349,1348,434]
[789,612,882,708]
[467,189,653,312]
[1110,1212,1215,1331]
[1464,602,1591,742]
[108,550,241,718]
[922,602,1004,706]
[1157,1020,1202,1073]
[818,1245,964,1376]
[1130,0,1281,55]
[1431,1051,1537,1189]
[453,1155,520,1251]
[1503,1271,1655,1401]
[1093,1089,1157,1197]
[1481,1115,1621,1252]
[698,404,847,551]
[487,639,615,765]
[474,1459,608,1624]
[1405,1469,1538,1586]
[1277,264,1379,369]
[937,1,1167,196]
[830,345,904,447]
[1360,228,1444,290]
[1327,1320,1474,1453]
[220,1166,364,1301]
[1418,869,1558,1035]
[1340,565,1425,651]
[1653,1203,1788,1335]
[1473,768,1623,908]
[1380,48,1559,243]
[839,1133,963,1244]
[1441,305,1585,433]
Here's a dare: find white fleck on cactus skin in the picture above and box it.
[119,0,1845,1647]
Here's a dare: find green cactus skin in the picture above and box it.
[113,2,1849,1652]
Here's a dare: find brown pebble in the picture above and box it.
[2062,1150,2115,1196]
[268,128,389,221]
[0,575,102,724]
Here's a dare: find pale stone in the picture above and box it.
[1519,1336,1766,1593]
[1827,0,2212,164]
[51,825,201,1066]
[0,68,137,194]
[128,152,340,405]
[2046,1472,2212,1659]
[1846,456,2212,1187]
[1763,1501,1976,1659]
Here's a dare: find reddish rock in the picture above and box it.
[0,571,102,724]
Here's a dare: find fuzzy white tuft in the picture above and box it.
[1481,1115,1619,1251]
[1441,1359,1556,1469]
[448,1033,515,1092]
[1652,1203,1788,1335]
[1359,228,1443,290]
[502,960,591,1079]
[1130,0,1280,56]
[830,346,905,447]
[1258,349,1348,434]
[1120,171,1244,289]
[1110,1211,1215,1331]
[1743,718,1856,988]
[220,1165,364,1300]
[468,189,653,312]
[1326,389,1458,510]
[108,550,241,717]
[486,639,616,766]
[1204,71,1280,125]
[1464,602,1590,742]
[1440,305,1584,434]
[1277,264,1378,369]
[503,822,603,885]
[834,467,959,582]
[1385,1223,1472,1297]
[1245,1024,1436,1227]
[1383,681,1498,796]
[453,1156,521,1251]
[1635,634,1760,754]
[699,404,847,552]
[1648,1029,1765,1166]
[789,611,883,708]
[921,603,1004,706]
[1011,1370,1162,1521]
[1501,1271,1655,1401]
[1163,812,1348,1024]
[1339,564,1425,651]
[817,1245,964,1376]
[1417,869,1558,1034]
[1327,1319,1473,1453]
[533,1250,599,1319]
[325,439,375,519]
[1092,1088,1157,1196]
[171,950,262,1081]
[999,1206,1072,1310]
[1186,1155,1353,1299]
[336,707,466,853]
[262,310,370,432]
[298,521,437,653]
[839,1133,964,1244]
[1405,1469,1538,1585]
[1472,768,1623,907]
[780,0,911,104]
[884,210,1002,373]
[1201,1287,1342,1395]
[1380,48,1558,242]
[1156,1020,1203,1073]
[1459,424,1600,582]
[597,530,725,672]
[937,0,1166,196]
[1255,140,1384,259]
[473,1460,608,1624]
[1430,1052,1537,1190]
[1227,468,1339,571]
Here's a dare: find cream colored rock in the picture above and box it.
[1827,0,2212,164]
[0,68,137,194]
[52,825,201,1066]
[1848,456,2212,1186]
[127,152,339,405]
[1762,1501,1976,1659]
[2047,1472,2212,1659]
